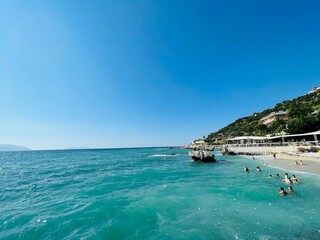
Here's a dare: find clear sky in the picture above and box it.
[1,0,320,150]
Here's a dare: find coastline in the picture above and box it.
[241,154,320,176]
[227,147,320,175]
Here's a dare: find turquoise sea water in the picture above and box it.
[1,148,320,239]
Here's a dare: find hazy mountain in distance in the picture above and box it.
[0,144,31,152]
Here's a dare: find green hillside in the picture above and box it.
[205,88,320,144]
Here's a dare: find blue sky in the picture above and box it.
[1,0,320,150]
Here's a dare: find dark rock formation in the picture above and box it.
[221,147,237,156]
[189,150,216,162]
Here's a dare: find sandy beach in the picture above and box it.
[230,146,320,175]
[247,154,320,175]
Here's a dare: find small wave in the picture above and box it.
[150,154,179,157]
[264,164,320,178]
[258,235,273,240]
[161,184,167,189]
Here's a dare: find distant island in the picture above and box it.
[0,144,31,152]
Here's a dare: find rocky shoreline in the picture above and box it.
[184,144,320,174]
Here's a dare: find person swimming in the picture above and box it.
[279,187,288,195]
[256,166,261,172]
[276,173,280,178]
[244,166,249,173]
[269,174,272,178]
[291,174,300,184]
[288,186,294,192]
[283,175,292,184]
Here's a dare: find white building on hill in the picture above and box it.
[308,86,320,94]
[260,111,288,126]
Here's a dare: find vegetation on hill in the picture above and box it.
[205,89,320,144]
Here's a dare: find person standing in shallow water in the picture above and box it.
[291,175,300,184]
[244,166,249,173]
[283,175,292,184]
[288,186,294,192]
[256,166,261,172]
[279,187,288,195]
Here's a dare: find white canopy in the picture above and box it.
[228,130,320,141]
[227,136,268,141]
[269,130,320,139]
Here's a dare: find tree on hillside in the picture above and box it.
[286,114,320,134]
[253,123,268,135]
[269,119,286,134]
[288,105,313,118]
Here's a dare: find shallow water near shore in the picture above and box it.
[1,148,320,239]
[257,155,320,176]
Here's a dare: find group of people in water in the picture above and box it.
[295,160,304,166]
[243,165,301,196]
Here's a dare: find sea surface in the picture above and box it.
[1,148,320,239]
